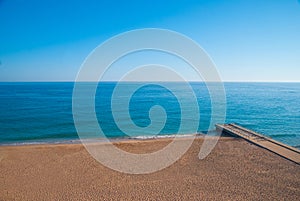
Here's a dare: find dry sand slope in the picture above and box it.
[1,137,299,200]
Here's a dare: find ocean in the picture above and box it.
[0,82,299,148]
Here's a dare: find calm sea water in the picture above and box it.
[0,82,299,148]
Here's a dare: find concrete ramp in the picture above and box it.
[216,123,300,164]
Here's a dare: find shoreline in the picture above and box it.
[0,133,211,147]
[0,135,232,148]
[2,134,299,151]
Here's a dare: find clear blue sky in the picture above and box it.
[0,0,299,82]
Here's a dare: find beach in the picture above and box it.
[1,136,299,200]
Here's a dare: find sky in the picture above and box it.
[0,0,299,82]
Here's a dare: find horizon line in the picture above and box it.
[0,80,300,83]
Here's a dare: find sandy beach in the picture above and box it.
[1,137,299,200]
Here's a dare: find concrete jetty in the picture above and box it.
[216,123,300,164]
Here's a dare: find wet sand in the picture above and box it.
[1,137,299,200]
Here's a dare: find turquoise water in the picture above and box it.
[0,82,299,147]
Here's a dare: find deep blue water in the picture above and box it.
[0,82,299,147]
